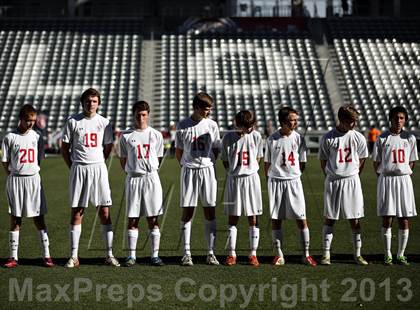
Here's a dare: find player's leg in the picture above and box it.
[272,219,285,265]
[321,218,335,265]
[203,206,218,265]
[65,207,84,267]
[225,216,239,266]
[147,216,164,266]
[125,217,139,267]
[4,216,21,268]
[381,216,393,265]
[296,219,316,266]
[180,207,195,266]
[33,215,54,267]
[247,215,260,267]
[98,205,120,266]
[396,217,410,265]
[349,219,368,265]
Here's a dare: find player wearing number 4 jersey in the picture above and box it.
[176,92,221,266]
[265,107,316,267]
[318,104,368,266]
[2,104,54,268]
[372,106,418,266]
[119,101,164,267]
[61,88,119,268]
[222,110,263,267]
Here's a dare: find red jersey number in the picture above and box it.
[137,144,150,159]
[391,149,405,164]
[19,148,35,163]
[281,151,296,166]
[84,133,98,147]
[338,147,352,163]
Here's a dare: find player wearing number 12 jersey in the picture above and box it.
[61,88,119,268]
[372,106,418,266]
[2,104,54,268]
[318,104,368,266]
[221,110,263,267]
[119,101,165,267]
[264,107,317,267]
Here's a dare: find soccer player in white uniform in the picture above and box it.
[318,104,368,266]
[265,107,317,267]
[61,88,120,268]
[2,104,54,268]
[119,101,165,267]
[222,110,263,267]
[372,106,418,266]
[176,92,220,266]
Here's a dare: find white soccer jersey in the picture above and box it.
[265,130,307,180]
[2,129,43,175]
[221,130,263,176]
[372,130,418,176]
[119,127,164,174]
[61,113,114,164]
[318,129,368,178]
[175,117,220,168]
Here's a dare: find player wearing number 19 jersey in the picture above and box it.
[221,110,263,267]
[264,107,316,267]
[61,88,119,268]
[372,106,418,266]
[318,104,368,266]
[1,104,54,268]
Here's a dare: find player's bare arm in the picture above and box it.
[264,162,270,178]
[119,157,127,170]
[320,159,327,176]
[103,143,113,161]
[223,160,229,170]
[373,161,381,176]
[61,142,72,168]
[300,162,306,173]
[409,161,415,170]
[175,148,183,165]
[212,148,219,160]
[359,158,367,174]
[2,161,10,175]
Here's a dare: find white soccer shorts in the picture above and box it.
[268,177,306,220]
[377,174,417,217]
[224,173,263,217]
[69,163,112,208]
[7,173,47,217]
[324,174,364,220]
[180,166,217,207]
[126,171,164,218]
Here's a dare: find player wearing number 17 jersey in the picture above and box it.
[264,107,316,267]
[61,88,119,268]
[372,106,418,266]
[2,104,54,268]
[318,104,368,266]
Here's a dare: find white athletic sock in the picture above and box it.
[180,221,191,256]
[127,229,138,259]
[149,228,161,258]
[249,226,259,256]
[300,228,310,257]
[38,229,50,258]
[227,225,237,257]
[101,224,114,257]
[9,231,19,261]
[70,224,81,258]
[205,219,216,255]
[352,232,362,257]
[322,225,333,257]
[397,229,409,257]
[381,227,392,257]
[272,229,284,258]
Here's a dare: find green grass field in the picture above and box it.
[0,155,419,309]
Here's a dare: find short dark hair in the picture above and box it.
[389,106,408,122]
[192,92,213,109]
[19,104,37,119]
[80,88,101,104]
[235,110,256,128]
[278,106,298,125]
[338,104,359,122]
[132,100,150,114]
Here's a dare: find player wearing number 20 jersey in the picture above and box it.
[318,104,369,266]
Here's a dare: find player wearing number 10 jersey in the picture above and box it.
[318,104,369,266]
[2,104,54,268]
[264,107,316,267]
[61,88,119,268]
[372,106,418,266]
